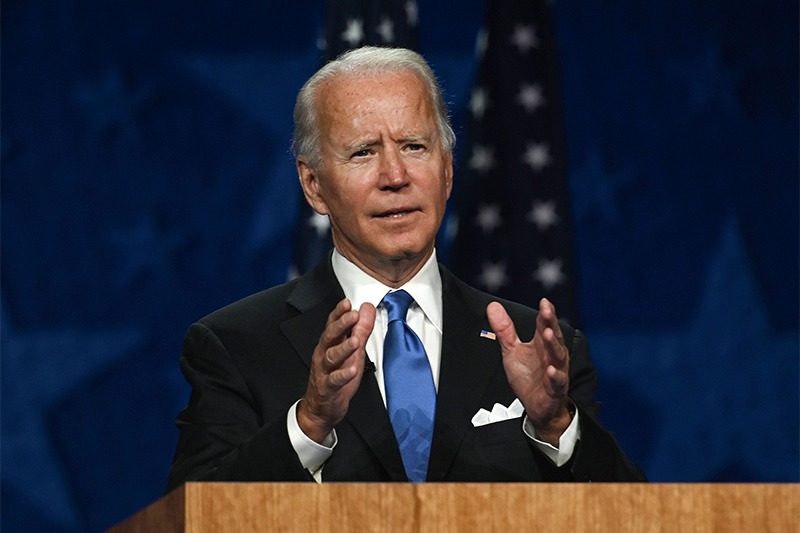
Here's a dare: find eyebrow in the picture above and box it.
[344,133,434,153]
[344,139,380,154]
[398,133,433,145]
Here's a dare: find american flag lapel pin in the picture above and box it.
[479,330,497,341]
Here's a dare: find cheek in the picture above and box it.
[324,187,368,226]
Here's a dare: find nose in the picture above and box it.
[377,148,408,190]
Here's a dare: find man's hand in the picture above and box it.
[297,298,376,444]
[486,298,571,446]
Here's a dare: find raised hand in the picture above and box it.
[486,298,572,445]
[297,298,376,444]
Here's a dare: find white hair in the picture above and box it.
[291,46,456,169]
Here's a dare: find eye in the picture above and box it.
[351,149,371,158]
[406,143,425,152]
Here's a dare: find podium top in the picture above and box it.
[109,482,799,533]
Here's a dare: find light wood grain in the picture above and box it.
[108,483,799,533]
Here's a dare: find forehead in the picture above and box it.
[316,70,436,135]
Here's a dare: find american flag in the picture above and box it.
[448,0,580,323]
[291,0,420,277]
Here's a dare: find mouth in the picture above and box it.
[375,208,418,219]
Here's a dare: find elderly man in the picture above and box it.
[166,47,644,489]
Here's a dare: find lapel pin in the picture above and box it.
[479,330,497,340]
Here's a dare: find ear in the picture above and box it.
[297,158,330,215]
[444,151,454,199]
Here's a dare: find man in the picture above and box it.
[166,47,644,490]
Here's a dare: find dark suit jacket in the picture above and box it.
[166,257,644,491]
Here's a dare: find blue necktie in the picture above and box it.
[382,290,436,482]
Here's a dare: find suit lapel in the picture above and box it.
[427,267,505,480]
[279,256,406,480]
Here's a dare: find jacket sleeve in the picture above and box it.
[564,327,647,482]
[166,322,312,492]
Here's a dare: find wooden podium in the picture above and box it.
[109,483,798,532]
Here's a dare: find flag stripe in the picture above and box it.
[448,0,580,323]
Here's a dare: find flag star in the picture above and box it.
[510,24,538,53]
[528,200,559,231]
[522,142,551,172]
[341,18,364,46]
[308,212,330,237]
[534,258,565,290]
[468,145,495,173]
[479,261,509,292]
[376,17,394,43]
[475,203,503,233]
[405,0,418,26]
[469,87,489,119]
[517,83,545,112]
[475,28,489,58]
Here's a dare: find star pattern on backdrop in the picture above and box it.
[517,83,545,112]
[588,219,797,481]
[479,261,509,292]
[533,257,565,290]
[73,68,155,140]
[449,1,580,319]
[522,142,551,172]
[1,308,142,530]
[569,147,636,224]
[376,17,395,43]
[341,19,365,46]
[469,87,489,119]
[528,200,559,231]
[468,144,495,173]
[308,211,331,237]
[672,44,745,124]
[176,50,316,257]
[475,203,503,233]
[510,24,538,53]
[108,215,187,286]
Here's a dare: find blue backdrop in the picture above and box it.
[2,1,797,531]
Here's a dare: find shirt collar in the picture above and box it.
[331,249,443,333]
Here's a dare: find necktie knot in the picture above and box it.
[382,289,414,323]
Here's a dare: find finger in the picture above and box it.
[351,302,376,343]
[321,334,361,372]
[337,302,376,374]
[321,302,376,373]
[327,364,359,388]
[545,365,569,397]
[319,301,360,350]
[537,299,567,368]
[486,302,520,351]
[326,298,353,326]
[537,298,565,344]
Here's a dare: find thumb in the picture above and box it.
[486,302,520,352]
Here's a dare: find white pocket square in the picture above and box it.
[471,398,525,427]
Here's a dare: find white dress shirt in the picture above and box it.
[287,249,580,480]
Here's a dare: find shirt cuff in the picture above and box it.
[287,400,336,481]
[523,406,581,467]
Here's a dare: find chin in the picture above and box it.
[381,244,431,263]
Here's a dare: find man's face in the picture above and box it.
[298,69,453,278]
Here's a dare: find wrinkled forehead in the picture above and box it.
[316,69,434,121]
